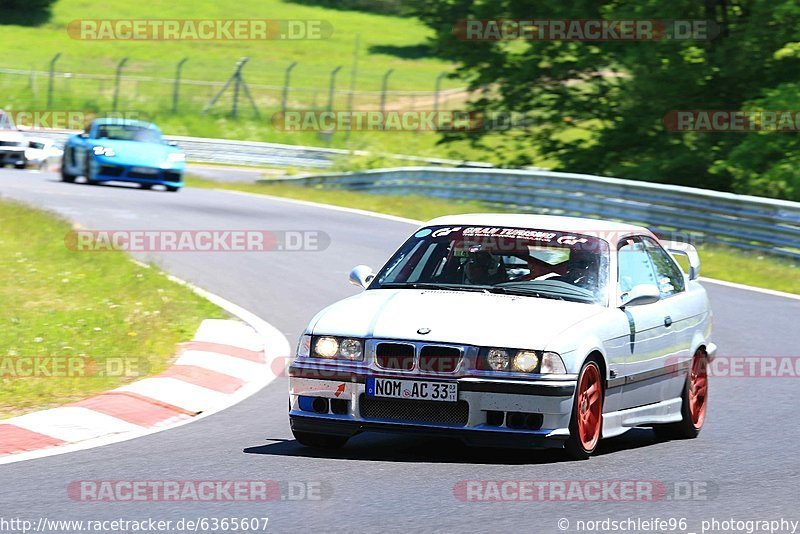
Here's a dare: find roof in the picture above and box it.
[92,118,158,129]
[424,213,654,241]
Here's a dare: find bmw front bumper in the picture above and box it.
[288,364,578,449]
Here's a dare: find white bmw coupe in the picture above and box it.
[289,214,716,459]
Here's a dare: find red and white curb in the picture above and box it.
[0,282,290,465]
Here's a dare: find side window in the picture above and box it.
[642,237,686,296]
[617,238,657,294]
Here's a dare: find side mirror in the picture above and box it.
[349,265,375,289]
[79,132,90,139]
[620,284,660,307]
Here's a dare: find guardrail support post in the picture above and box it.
[47,53,61,109]
[112,57,128,112]
[172,58,188,114]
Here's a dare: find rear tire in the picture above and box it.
[165,185,180,192]
[564,359,604,460]
[653,350,708,440]
[292,430,348,450]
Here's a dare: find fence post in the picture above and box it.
[47,53,61,108]
[281,62,297,115]
[345,34,360,142]
[327,66,342,112]
[433,72,446,115]
[112,57,128,112]
[379,68,394,116]
[172,58,188,113]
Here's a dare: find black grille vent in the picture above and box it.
[375,342,415,370]
[359,395,469,426]
[419,346,461,374]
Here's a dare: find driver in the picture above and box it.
[464,249,506,285]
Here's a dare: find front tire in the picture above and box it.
[564,359,604,460]
[653,350,708,440]
[292,430,348,450]
[60,152,77,183]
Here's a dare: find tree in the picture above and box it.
[409,0,800,198]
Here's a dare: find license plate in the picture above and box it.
[131,167,158,174]
[366,377,457,402]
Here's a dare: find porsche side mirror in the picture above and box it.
[620,284,661,307]
[349,265,375,289]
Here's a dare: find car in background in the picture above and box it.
[25,138,64,171]
[289,214,716,460]
[61,118,185,191]
[0,109,27,169]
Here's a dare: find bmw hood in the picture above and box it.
[90,140,178,167]
[309,289,606,350]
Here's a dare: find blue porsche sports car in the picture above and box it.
[61,119,185,191]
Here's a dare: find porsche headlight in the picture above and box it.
[166,152,186,163]
[92,146,115,157]
[512,350,540,372]
[314,337,339,359]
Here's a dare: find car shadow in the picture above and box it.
[244,428,660,465]
[51,177,171,192]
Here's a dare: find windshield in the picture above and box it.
[372,225,611,305]
[95,124,161,143]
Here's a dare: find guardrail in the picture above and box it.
[27,130,494,170]
[269,167,800,260]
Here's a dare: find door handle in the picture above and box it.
[664,316,672,327]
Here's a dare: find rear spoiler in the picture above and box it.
[664,241,700,280]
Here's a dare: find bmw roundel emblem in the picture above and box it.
[417,327,431,335]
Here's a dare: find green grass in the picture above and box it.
[0,0,484,157]
[0,199,226,418]
[185,175,800,294]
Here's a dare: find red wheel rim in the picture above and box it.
[688,353,708,429]
[577,363,603,451]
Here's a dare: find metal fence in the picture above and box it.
[271,167,800,259]
[30,130,493,169]
[0,60,470,118]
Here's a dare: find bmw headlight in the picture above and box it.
[512,350,539,372]
[92,146,115,157]
[314,337,339,359]
[478,348,564,374]
[166,152,186,163]
[484,348,510,371]
[311,336,364,361]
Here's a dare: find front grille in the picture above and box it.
[0,141,23,147]
[359,394,469,426]
[128,169,161,179]
[375,342,415,371]
[419,346,461,373]
[99,165,124,177]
